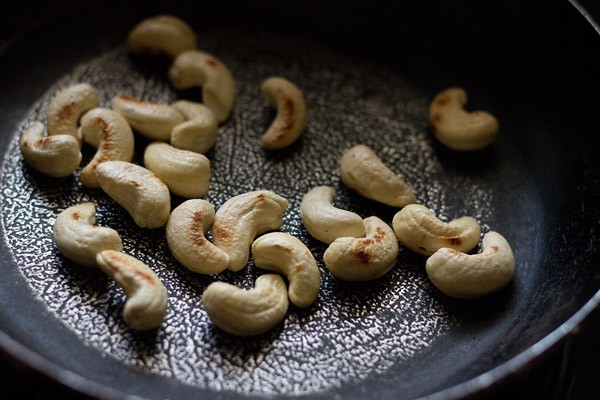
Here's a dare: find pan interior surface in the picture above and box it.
[1,2,599,400]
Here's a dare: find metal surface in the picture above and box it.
[1,1,599,399]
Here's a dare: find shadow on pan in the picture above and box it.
[0,1,599,399]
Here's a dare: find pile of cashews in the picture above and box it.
[20,15,513,336]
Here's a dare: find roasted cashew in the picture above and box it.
[392,204,481,256]
[144,142,210,198]
[166,199,229,274]
[323,216,399,281]
[300,186,365,244]
[213,190,288,271]
[252,232,320,308]
[127,15,197,58]
[96,161,171,229]
[53,202,123,268]
[96,250,168,331]
[168,50,235,123]
[47,83,99,140]
[340,144,416,207]
[426,231,515,298]
[260,76,307,150]
[202,274,288,336]
[429,87,499,151]
[170,100,218,154]
[19,121,82,178]
[111,94,185,141]
[78,108,135,188]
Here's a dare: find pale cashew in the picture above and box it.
[111,94,185,141]
[53,202,123,268]
[166,199,229,274]
[168,50,235,123]
[252,232,320,308]
[127,15,196,57]
[47,83,99,140]
[19,121,82,178]
[144,142,210,198]
[340,144,416,207]
[323,216,399,281]
[213,190,288,271]
[202,274,288,336]
[429,87,499,151]
[260,76,307,150]
[170,100,218,154]
[392,204,481,256]
[96,161,171,229]
[96,250,168,331]
[300,186,365,244]
[78,108,135,188]
[425,231,515,299]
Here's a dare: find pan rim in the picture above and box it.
[0,290,598,399]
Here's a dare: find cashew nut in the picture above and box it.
[96,250,168,331]
[252,232,320,308]
[260,76,307,150]
[166,199,229,274]
[53,202,123,268]
[300,186,365,244]
[19,121,82,177]
[426,231,515,299]
[144,142,210,198]
[96,161,171,229]
[47,83,99,140]
[78,108,135,188]
[111,94,185,141]
[323,216,399,281]
[429,87,499,151]
[170,100,218,154]
[127,15,197,58]
[168,50,235,123]
[212,190,289,272]
[202,274,288,336]
[392,204,481,256]
[340,144,416,207]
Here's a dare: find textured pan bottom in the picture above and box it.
[0,29,494,396]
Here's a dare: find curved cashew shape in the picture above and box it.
[170,100,218,154]
[429,87,499,151]
[96,250,168,331]
[324,216,399,281]
[252,232,320,308]
[426,231,515,299]
[202,274,288,336]
[19,122,82,177]
[340,144,416,207]
[53,202,123,268]
[260,76,307,150]
[300,186,365,244]
[78,108,135,188]
[166,199,229,274]
[144,142,210,198]
[213,190,289,272]
[47,83,99,139]
[168,50,235,123]
[127,15,197,58]
[111,94,185,141]
[96,161,171,229]
[392,204,481,256]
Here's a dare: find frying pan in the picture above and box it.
[1,0,599,399]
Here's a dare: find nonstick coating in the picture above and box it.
[1,1,599,399]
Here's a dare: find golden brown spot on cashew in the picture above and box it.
[57,102,75,121]
[71,212,80,221]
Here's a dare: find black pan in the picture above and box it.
[1,1,599,399]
